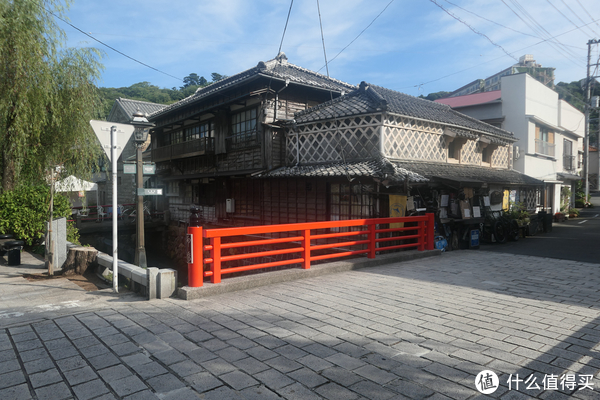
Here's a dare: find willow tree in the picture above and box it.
[0,0,104,193]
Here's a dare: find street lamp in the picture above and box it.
[131,109,153,268]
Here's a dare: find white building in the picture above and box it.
[437,72,584,214]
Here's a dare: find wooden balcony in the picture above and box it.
[152,138,214,162]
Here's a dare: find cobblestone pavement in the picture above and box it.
[1,251,599,399]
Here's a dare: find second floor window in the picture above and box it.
[563,139,574,171]
[535,125,555,157]
[229,108,257,149]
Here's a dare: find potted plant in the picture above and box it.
[554,212,565,222]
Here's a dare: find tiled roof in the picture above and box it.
[260,158,429,183]
[150,53,356,120]
[294,82,515,143]
[116,98,166,119]
[260,158,542,186]
[394,160,544,186]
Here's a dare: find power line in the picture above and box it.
[575,0,600,34]
[441,0,585,50]
[501,0,583,66]
[441,0,537,39]
[401,18,600,91]
[45,7,182,82]
[547,0,598,39]
[317,0,395,73]
[278,0,294,55]
[429,0,517,61]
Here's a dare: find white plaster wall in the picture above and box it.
[500,74,530,152]
[453,103,502,122]
[523,154,557,182]
[524,75,559,125]
[558,100,584,138]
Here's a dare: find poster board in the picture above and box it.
[389,195,407,229]
[460,200,471,219]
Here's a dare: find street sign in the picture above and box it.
[123,164,136,174]
[123,163,155,175]
[143,164,156,175]
[138,188,163,196]
[89,120,135,161]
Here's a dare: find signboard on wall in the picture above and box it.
[389,195,407,229]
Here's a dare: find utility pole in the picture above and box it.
[585,39,600,202]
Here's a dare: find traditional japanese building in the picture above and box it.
[258,82,543,226]
[147,52,355,224]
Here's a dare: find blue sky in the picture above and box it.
[61,0,600,97]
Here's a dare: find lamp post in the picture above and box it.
[131,110,153,268]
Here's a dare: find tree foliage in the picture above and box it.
[0,0,104,192]
[97,72,224,118]
[0,185,73,245]
[419,91,451,101]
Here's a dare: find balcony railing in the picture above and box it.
[535,139,555,157]
[152,137,214,162]
[563,154,575,171]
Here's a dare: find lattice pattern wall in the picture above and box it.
[523,188,538,211]
[287,115,382,164]
[383,116,446,161]
[492,146,509,168]
[460,140,479,165]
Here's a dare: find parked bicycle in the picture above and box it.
[125,202,152,223]
[479,208,520,243]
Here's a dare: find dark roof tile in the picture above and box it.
[295,82,515,143]
[260,158,429,183]
[150,53,355,120]
[394,160,544,186]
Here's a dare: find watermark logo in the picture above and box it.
[475,370,499,394]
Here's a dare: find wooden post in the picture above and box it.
[368,223,377,259]
[302,229,311,269]
[211,237,221,283]
[426,213,435,250]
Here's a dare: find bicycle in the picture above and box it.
[480,208,520,243]
[126,202,152,223]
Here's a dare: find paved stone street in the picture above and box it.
[1,250,599,399]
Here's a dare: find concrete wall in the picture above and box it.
[453,103,502,122]
[500,74,530,153]
[558,100,585,138]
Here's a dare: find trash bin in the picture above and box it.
[5,240,24,266]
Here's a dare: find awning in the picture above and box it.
[557,172,582,181]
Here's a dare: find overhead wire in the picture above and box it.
[546,0,598,39]
[316,0,350,179]
[559,0,600,37]
[44,6,182,82]
[317,0,395,73]
[265,0,294,123]
[401,18,600,93]
[441,0,538,40]
[429,0,517,61]
[575,0,600,34]
[501,0,583,66]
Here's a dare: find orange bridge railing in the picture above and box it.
[187,214,435,287]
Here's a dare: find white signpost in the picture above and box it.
[90,120,134,293]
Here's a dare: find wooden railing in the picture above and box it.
[152,137,214,162]
[187,214,435,287]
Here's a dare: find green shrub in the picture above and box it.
[0,185,78,246]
